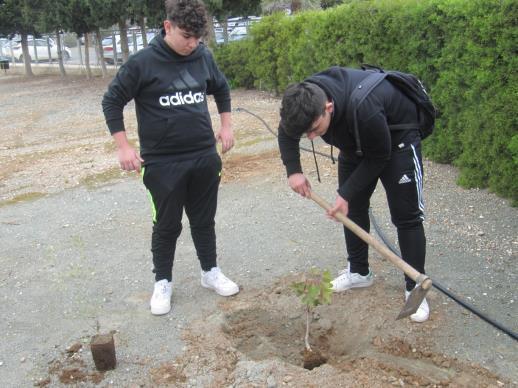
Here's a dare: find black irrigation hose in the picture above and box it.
[235,106,518,342]
[369,209,518,342]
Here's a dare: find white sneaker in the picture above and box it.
[150,279,172,315]
[201,267,239,296]
[331,266,373,292]
[405,289,430,322]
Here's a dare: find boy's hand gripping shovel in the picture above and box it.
[309,191,432,319]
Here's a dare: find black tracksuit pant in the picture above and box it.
[142,153,222,282]
[338,130,426,291]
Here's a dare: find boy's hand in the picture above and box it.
[118,145,144,172]
[216,127,234,154]
[327,195,349,221]
[288,173,311,197]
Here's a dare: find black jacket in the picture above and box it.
[278,66,419,201]
[102,30,231,164]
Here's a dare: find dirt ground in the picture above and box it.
[33,274,510,387]
[0,74,516,387]
[0,74,280,205]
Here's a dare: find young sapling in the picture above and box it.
[291,268,332,369]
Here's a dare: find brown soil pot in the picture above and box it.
[90,333,117,371]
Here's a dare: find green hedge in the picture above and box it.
[214,0,517,205]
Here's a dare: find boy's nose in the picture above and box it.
[188,38,199,49]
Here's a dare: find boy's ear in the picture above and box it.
[325,101,334,113]
[164,19,173,33]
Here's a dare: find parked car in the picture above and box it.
[0,39,10,57]
[102,32,156,64]
[214,27,248,44]
[228,26,248,41]
[215,30,225,44]
[7,38,71,62]
[101,35,120,64]
[213,16,259,44]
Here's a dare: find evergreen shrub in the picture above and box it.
[214,0,517,204]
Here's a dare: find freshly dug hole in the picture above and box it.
[221,306,335,368]
[303,348,327,370]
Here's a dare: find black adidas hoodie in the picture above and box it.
[278,66,419,202]
[102,30,231,164]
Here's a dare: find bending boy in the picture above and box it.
[278,66,429,322]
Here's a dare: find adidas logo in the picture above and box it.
[159,91,205,106]
[398,174,412,184]
[159,69,204,107]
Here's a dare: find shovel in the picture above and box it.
[309,191,432,320]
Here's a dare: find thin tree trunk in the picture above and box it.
[92,32,100,65]
[84,33,92,79]
[21,34,33,77]
[118,19,129,63]
[55,30,66,78]
[206,12,216,46]
[222,19,229,43]
[138,16,148,48]
[95,27,108,78]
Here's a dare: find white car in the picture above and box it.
[0,38,10,56]
[229,26,248,41]
[102,32,156,64]
[215,27,248,44]
[8,38,71,62]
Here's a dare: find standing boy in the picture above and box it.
[102,0,239,316]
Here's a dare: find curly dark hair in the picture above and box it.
[280,82,327,139]
[165,0,208,38]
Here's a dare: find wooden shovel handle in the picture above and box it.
[309,191,430,287]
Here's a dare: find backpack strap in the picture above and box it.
[388,123,419,130]
[347,72,387,156]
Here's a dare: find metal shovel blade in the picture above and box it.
[396,284,429,320]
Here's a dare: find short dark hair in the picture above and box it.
[279,82,327,139]
[165,0,208,38]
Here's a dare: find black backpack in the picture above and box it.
[346,64,437,156]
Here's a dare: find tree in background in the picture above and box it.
[129,0,164,47]
[37,0,70,77]
[206,0,261,44]
[66,0,97,78]
[85,0,146,69]
[0,0,39,76]
[87,0,123,77]
[144,0,166,31]
[97,0,132,63]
